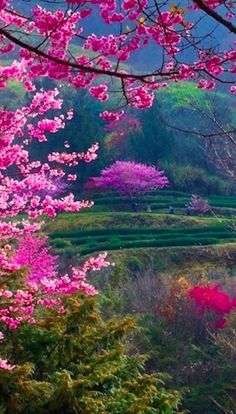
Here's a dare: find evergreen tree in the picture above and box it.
[0,294,182,414]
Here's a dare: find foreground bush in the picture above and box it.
[0,294,182,414]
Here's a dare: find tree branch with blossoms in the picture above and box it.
[0,85,113,369]
[0,0,235,120]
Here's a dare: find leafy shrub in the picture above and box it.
[163,163,235,195]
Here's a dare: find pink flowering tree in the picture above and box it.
[87,161,168,207]
[188,194,212,214]
[0,87,113,370]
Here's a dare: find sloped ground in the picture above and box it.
[44,191,236,255]
[45,216,236,257]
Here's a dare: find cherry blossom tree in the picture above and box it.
[0,85,112,370]
[87,160,168,202]
[188,194,211,213]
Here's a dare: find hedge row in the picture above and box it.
[68,231,236,248]
[51,232,236,254]
[50,225,232,239]
[90,190,236,202]
[80,237,225,255]
[101,200,236,208]
[209,201,236,207]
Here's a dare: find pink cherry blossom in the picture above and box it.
[0,359,15,370]
[87,160,169,198]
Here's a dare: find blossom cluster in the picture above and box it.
[0,234,108,364]
[0,0,234,118]
[0,89,99,222]
[0,233,111,370]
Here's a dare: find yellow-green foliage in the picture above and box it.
[0,294,182,414]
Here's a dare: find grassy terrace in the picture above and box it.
[44,190,236,256]
[45,217,236,257]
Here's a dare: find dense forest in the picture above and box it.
[2,78,235,195]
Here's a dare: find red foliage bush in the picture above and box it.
[189,284,236,329]
[154,277,236,331]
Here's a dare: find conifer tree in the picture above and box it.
[0,293,182,414]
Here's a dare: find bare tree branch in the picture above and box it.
[193,0,236,34]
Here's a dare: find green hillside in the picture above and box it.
[45,190,236,262]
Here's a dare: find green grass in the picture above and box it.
[91,198,236,210]
[45,189,236,258]
[45,212,225,233]
[48,216,236,256]
[50,224,234,239]
[79,237,226,255]
[106,242,236,274]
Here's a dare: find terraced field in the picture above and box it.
[90,190,236,213]
[45,190,236,256]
